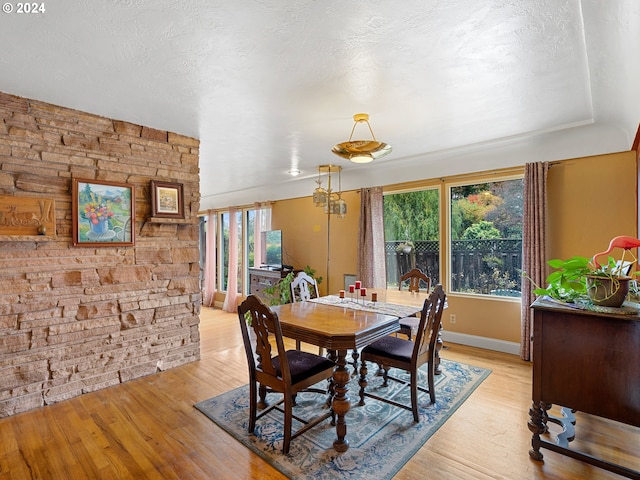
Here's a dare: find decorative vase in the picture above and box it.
[90,220,109,235]
[586,275,631,308]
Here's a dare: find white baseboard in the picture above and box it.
[441,331,521,356]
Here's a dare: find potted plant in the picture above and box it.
[530,236,640,307]
[263,271,295,306]
[396,241,414,254]
[262,265,323,306]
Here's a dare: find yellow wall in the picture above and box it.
[547,151,637,263]
[271,191,360,296]
[265,150,638,346]
[442,295,522,342]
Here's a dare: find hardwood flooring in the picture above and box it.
[0,307,637,479]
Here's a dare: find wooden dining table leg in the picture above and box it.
[331,349,351,452]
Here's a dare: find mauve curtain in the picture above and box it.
[223,208,239,312]
[203,212,217,307]
[520,162,548,360]
[358,186,386,288]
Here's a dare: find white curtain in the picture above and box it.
[358,187,387,288]
[253,202,272,267]
[203,212,217,307]
[520,162,548,360]
[223,207,239,312]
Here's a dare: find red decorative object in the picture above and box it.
[355,280,362,289]
[360,288,366,297]
[339,290,345,298]
[592,235,640,268]
[349,285,355,293]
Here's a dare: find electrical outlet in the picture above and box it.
[450,314,457,324]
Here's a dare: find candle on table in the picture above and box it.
[355,280,362,289]
[339,290,345,298]
[360,288,366,297]
[349,285,355,294]
[371,292,378,302]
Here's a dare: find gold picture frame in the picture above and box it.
[72,178,135,246]
[151,181,184,219]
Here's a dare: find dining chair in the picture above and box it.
[397,267,431,340]
[289,271,323,353]
[290,271,318,302]
[238,295,335,454]
[358,284,446,422]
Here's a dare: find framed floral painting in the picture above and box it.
[72,178,135,246]
[150,180,184,219]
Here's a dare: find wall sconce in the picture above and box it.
[331,113,392,163]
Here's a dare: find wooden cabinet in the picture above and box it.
[248,267,290,303]
[529,298,640,479]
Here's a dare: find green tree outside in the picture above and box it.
[383,189,439,241]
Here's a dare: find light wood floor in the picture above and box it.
[0,307,637,479]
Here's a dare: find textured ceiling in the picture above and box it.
[1,0,638,209]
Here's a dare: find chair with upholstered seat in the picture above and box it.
[238,295,335,454]
[358,284,446,422]
[397,268,431,340]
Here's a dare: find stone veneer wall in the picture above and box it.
[0,91,201,417]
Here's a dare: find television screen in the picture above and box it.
[261,230,282,268]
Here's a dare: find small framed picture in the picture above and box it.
[151,181,184,219]
[72,178,135,246]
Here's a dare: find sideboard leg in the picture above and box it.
[528,401,547,461]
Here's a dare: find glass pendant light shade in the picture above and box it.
[312,171,327,207]
[334,196,347,218]
[313,185,327,207]
[331,113,391,163]
[312,165,347,217]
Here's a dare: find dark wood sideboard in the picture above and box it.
[248,267,291,303]
[529,298,640,479]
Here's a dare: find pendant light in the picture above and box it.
[331,113,392,163]
[312,165,346,217]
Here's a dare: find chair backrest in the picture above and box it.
[238,295,291,386]
[290,271,318,302]
[399,268,431,293]
[412,284,446,363]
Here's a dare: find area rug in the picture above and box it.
[195,359,490,480]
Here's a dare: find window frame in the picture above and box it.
[445,173,524,299]
[383,168,524,301]
[215,207,260,294]
[382,185,442,288]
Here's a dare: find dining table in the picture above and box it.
[272,288,431,452]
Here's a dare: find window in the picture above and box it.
[220,211,243,293]
[220,212,230,291]
[383,188,440,287]
[383,172,524,298]
[204,206,269,295]
[449,178,523,296]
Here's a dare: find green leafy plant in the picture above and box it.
[303,265,322,285]
[263,271,295,306]
[528,253,640,303]
[263,265,323,305]
[529,256,592,302]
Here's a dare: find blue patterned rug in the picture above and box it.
[195,359,490,479]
